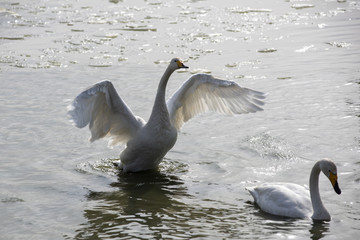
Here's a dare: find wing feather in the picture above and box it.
[67,80,144,146]
[167,74,265,130]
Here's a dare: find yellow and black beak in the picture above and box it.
[329,172,341,195]
[177,60,189,69]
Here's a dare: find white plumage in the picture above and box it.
[68,58,265,172]
[248,183,312,218]
[168,74,264,130]
[68,80,145,146]
[247,159,341,221]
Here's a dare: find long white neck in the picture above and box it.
[147,65,175,127]
[310,161,331,221]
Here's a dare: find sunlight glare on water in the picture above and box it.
[0,0,359,239]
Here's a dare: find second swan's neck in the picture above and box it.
[310,161,331,220]
[147,66,175,127]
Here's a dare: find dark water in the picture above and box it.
[0,0,359,239]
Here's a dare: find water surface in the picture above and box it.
[0,0,359,239]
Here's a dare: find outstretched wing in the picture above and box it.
[167,74,265,130]
[67,80,145,146]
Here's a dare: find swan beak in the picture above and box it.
[329,172,341,195]
[333,181,341,195]
[177,60,189,69]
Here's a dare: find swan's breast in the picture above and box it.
[121,125,177,161]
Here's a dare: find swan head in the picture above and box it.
[169,58,188,70]
[320,159,341,195]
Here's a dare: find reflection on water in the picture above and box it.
[75,171,187,239]
[75,171,189,239]
[309,221,330,240]
[74,169,251,239]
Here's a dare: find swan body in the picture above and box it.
[68,58,265,172]
[247,159,341,221]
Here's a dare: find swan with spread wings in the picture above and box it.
[68,58,265,172]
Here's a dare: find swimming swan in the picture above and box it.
[247,159,341,221]
[68,58,265,172]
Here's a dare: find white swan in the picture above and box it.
[68,58,265,172]
[247,159,341,221]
